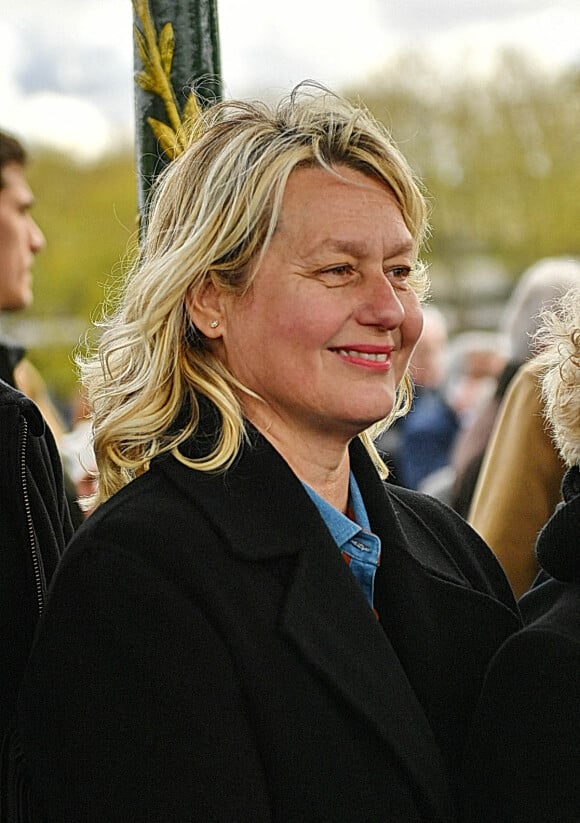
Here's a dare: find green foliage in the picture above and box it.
[349,50,580,283]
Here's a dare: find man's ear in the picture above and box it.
[185,279,223,338]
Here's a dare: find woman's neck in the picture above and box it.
[246,410,352,513]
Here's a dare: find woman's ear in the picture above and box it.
[185,280,223,339]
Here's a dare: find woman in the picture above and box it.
[462,284,580,822]
[14,84,520,822]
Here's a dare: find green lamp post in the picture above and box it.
[132,0,222,223]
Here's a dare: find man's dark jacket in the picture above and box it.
[0,378,73,738]
[0,339,24,389]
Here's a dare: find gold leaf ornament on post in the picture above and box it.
[132,0,203,160]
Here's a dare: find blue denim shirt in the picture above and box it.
[303,472,381,610]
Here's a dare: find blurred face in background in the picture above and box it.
[409,309,448,389]
[0,162,45,311]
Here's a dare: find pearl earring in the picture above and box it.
[209,320,219,329]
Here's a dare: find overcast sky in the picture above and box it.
[2,0,579,161]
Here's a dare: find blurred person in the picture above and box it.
[467,358,565,596]
[461,284,580,822]
[409,305,449,387]
[467,257,580,594]
[376,305,461,489]
[59,390,98,522]
[0,128,89,531]
[0,132,42,316]
[0,129,65,442]
[0,378,73,747]
[59,418,98,517]
[11,84,520,823]
[442,330,507,428]
[451,256,580,516]
[0,131,74,748]
[417,329,507,503]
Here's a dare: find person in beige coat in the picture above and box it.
[468,356,566,597]
[462,283,580,822]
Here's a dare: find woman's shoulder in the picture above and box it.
[86,462,176,523]
[385,481,476,531]
[385,482,519,606]
[61,459,213,570]
[384,481,492,555]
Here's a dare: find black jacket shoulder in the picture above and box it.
[384,481,518,606]
[0,378,73,736]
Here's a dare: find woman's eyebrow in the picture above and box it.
[308,237,414,259]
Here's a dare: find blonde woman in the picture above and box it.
[14,84,519,822]
[462,284,580,822]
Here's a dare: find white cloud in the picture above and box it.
[417,3,580,76]
[1,0,578,158]
[218,0,389,95]
[13,93,123,163]
[378,0,549,33]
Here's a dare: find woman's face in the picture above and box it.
[201,164,424,445]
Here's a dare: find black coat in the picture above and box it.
[461,466,580,822]
[16,427,520,822]
[0,339,24,387]
[0,379,73,739]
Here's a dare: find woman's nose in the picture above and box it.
[357,273,405,329]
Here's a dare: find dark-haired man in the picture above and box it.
[0,130,73,742]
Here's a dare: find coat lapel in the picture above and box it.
[280,531,453,821]
[160,429,453,821]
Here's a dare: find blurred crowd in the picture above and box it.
[375,255,580,596]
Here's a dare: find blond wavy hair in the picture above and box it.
[82,82,430,505]
[536,284,580,467]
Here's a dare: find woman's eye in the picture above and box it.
[315,264,356,287]
[322,265,354,276]
[388,265,412,280]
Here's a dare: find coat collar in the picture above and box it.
[536,465,580,583]
[159,419,473,579]
[0,377,46,436]
[155,426,453,820]
[0,338,24,387]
